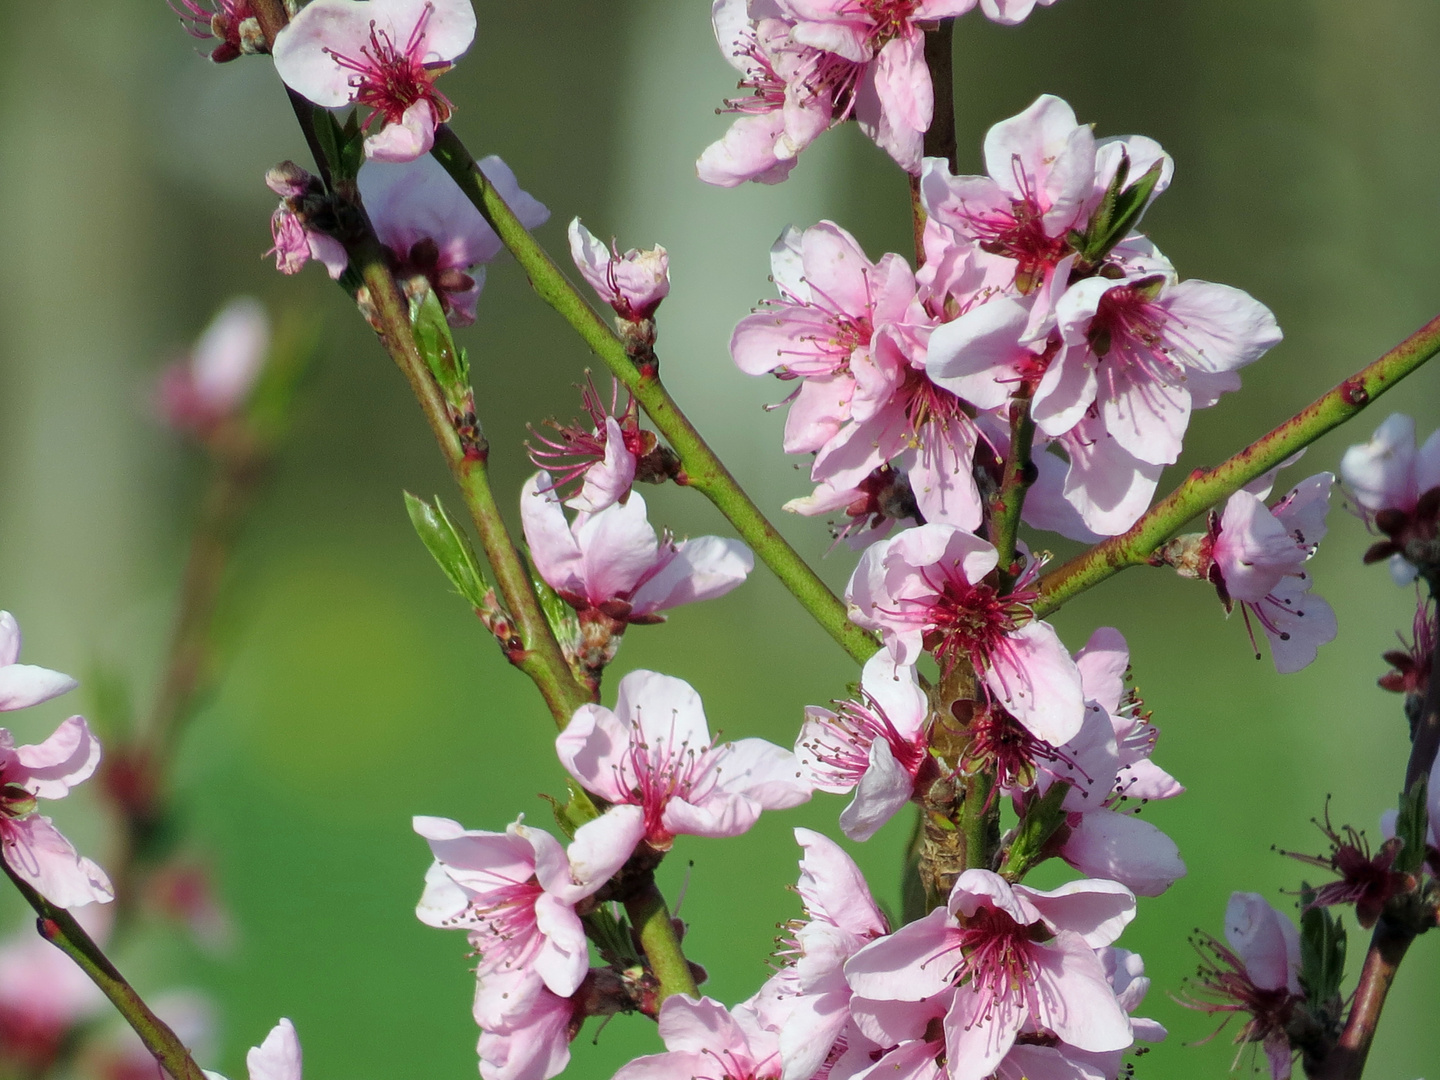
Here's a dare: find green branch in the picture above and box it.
[1035,310,1440,617]
[2,865,207,1080]
[624,879,699,1004]
[429,126,878,667]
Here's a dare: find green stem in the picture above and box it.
[1035,310,1440,618]
[624,880,698,1004]
[2,864,207,1080]
[353,244,592,727]
[429,126,878,667]
[989,396,1036,585]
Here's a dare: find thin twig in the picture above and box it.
[1035,311,1440,617]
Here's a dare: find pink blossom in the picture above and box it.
[521,472,752,624]
[0,716,112,908]
[614,995,781,1080]
[750,828,888,1080]
[1021,628,1185,896]
[477,977,577,1080]
[797,653,928,841]
[172,0,257,63]
[359,154,548,326]
[557,670,811,851]
[1037,270,1281,467]
[844,870,1136,1080]
[264,162,349,279]
[731,222,915,457]
[528,380,647,515]
[846,525,1084,744]
[272,0,476,162]
[414,813,632,1028]
[772,1,978,173]
[568,220,670,322]
[919,96,1098,292]
[1340,413,1440,584]
[1184,894,1302,1080]
[1203,473,1338,673]
[781,465,920,550]
[1044,413,1166,537]
[0,908,108,1072]
[0,612,77,712]
[158,297,270,435]
[203,1018,301,1080]
[700,1,850,187]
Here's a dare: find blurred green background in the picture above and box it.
[2,0,1439,1076]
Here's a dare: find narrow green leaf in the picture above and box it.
[403,492,491,609]
[410,288,470,410]
[1001,781,1070,880]
[1298,883,1347,1004]
[1394,775,1430,874]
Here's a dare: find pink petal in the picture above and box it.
[246,1019,303,1080]
[271,0,375,106]
[629,535,754,616]
[532,893,589,997]
[574,492,662,603]
[1058,811,1184,897]
[616,670,713,753]
[1073,627,1128,715]
[844,908,954,1001]
[984,620,1085,745]
[794,827,887,937]
[926,297,1031,410]
[562,805,644,895]
[859,653,927,741]
[2,815,113,908]
[839,740,915,842]
[708,738,812,810]
[13,716,101,798]
[0,613,18,667]
[1031,342,1099,438]
[698,113,795,188]
[554,704,636,804]
[520,473,585,597]
[872,31,932,136]
[1225,892,1300,994]
[657,995,750,1056]
[567,417,636,514]
[1028,932,1134,1052]
[384,0,477,63]
[1017,877,1136,947]
[943,983,1021,1080]
[0,665,79,712]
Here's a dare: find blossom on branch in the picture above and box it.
[272,0,477,162]
[846,525,1084,744]
[0,612,77,713]
[557,670,811,851]
[172,0,261,63]
[158,297,270,436]
[358,154,549,325]
[204,1018,303,1080]
[0,717,112,908]
[1340,412,1440,584]
[796,652,928,841]
[568,220,670,323]
[844,869,1138,1080]
[613,995,781,1080]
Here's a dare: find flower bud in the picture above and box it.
[567,218,670,322]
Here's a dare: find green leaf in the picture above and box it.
[528,555,582,658]
[410,288,471,410]
[1394,775,1430,874]
[403,492,491,610]
[1001,781,1070,880]
[1298,882,1347,1004]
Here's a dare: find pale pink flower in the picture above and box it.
[731,222,915,457]
[528,381,647,515]
[1044,413,1166,537]
[557,670,811,851]
[360,154,548,326]
[172,0,256,63]
[568,220,670,322]
[413,813,632,1029]
[272,0,476,162]
[614,995,781,1080]
[846,525,1084,744]
[773,1,979,173]
[1184,894,1302,1080]
[521,473,752,624]
[264,162,349,279]
[477,977,576,1080]
[1036,270,1282,467]
[844,870,1136,1080]
[919,96,1098,292]
[158,297,270,435]
[750,829,888,1080]
[0,612,77,713]
[0,717,112,908]
[1204,473,1337,673]
[700,1,850,187]
[0,908,108,1071]
[203,1017,301,1080]
[781,465,920,550]
[1027,628,1185,897]
[1340,413,1440,584]
[797,653,928,841]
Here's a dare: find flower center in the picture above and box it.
[325,5,454,125]
[860,0,921,45]
[802,691,927,788]
[616,713,721,846]
[916,565,1033,678]
[946,907,1038,1018]
[961,707,1077,792]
